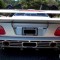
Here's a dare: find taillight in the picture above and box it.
[0,25,5,35]
[54,27,60,36]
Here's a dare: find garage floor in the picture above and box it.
[0,48,59,60]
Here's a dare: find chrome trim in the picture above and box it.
[0,40,59,49]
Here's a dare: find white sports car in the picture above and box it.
[0,10,60,50]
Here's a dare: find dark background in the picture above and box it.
[0,48,59,60]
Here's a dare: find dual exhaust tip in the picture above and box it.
[50,42,56,47]
[2,41,57,48]
[2,41,9,46]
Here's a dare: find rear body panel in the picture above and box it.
[0,23,60,49]
[0,23,60,37]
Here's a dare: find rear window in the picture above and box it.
[13,13,49,17]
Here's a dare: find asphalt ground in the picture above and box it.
[0,48,59,60]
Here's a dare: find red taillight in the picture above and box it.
[54,27,60,36]
[0,25,5,35]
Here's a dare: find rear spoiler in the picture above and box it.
[0,9,60,23]
[0,17,60,23]
[0,9,60,14]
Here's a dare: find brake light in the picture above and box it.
[0,25,5,35]
[54,27,60,36]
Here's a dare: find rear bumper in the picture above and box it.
[0,36,60,49]
[0,40,59,49]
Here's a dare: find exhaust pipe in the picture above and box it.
[2,41,9,46]
[22,42,37,47]
[50,42,56,47]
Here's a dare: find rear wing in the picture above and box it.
[0,17,60,23]
[0,9,60,23]
[0,9,60,14]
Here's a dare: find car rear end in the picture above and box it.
[0,10,60,50]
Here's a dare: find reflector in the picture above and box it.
[54,27,60,36]
[0,25,5,35]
